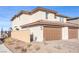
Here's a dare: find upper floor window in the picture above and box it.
[16,28,19,30]
[54,14,57,19]
[60,17,64,22]
[14,26,19,30]
[46,12,48,19]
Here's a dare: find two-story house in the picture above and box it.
[11,7,79,43]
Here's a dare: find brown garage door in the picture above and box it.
[43,27,62,41]
[68,27,78,39]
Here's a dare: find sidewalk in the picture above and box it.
[0,40,11,53]
[0,44,11,53]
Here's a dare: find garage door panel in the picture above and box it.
[68,28,78,39]
[44,27,61,41]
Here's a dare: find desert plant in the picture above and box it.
[35,46,40,51]
[21,48,27,53]
[15,46,21,49]
[4,37,13,44]
[54,45,61,49]
[43,41,48,45]
[27,43,32,48]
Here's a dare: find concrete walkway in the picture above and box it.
[0,41,11,53]
[0,44,11,53]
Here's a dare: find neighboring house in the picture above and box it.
[67,17,79,25]
[11,7,79,43]
[67,17,79,40]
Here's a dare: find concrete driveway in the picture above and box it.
[0,41,11,53]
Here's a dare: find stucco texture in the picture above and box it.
[11,30,30,43]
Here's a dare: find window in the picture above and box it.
[60,17,64,22]
[14,26,19,30]
[54,14,57,19]
[16,28,19,30]
[40,27,43,30]
[46,12,48,19]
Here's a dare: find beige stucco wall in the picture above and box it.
[63,18,67,23]
[31,11,46,21]
[24,26,44,42]
[12,14,31,30]
[12,10,67,30]
[31,11,67,22]
[62,27,68,40]
[12,17,19,30]
[11,30,30,43]
[56,16,67,22]
[48,13,56,21]
[19,14,31,25]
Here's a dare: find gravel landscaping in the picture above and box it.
[4,38,79,53]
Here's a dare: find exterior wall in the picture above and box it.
[48,13,66,22]
[12,10,67,31]
[31,11,46,22]
[63,17,67,23]
[78,29,79,39]
[68,19,79,24]
[56,16,67,23]
[31,11,67,22]
[19,14,31,25]
[62,27,68,40]
[24,26,44,42]
[12,17,19,30]
[12,14,30,30]
[11,30,30,43]
[29,26,43,42]
[47,13,57,21]
[56,16,61,22]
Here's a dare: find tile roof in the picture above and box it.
[21,20,79,28]
[68,17,79,20]
[11,7,70,21]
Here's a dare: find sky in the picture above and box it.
[0,6,79,31]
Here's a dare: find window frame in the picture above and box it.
[60,17,64,22]
[45,12,48,19]
[54,14,57,19]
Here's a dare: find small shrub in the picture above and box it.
[4,37,13,44]
[15,46,21,49]
[21,48,27,52]
[43,41,48,45]
[16,40,20,42]
[8,42,14,45]
[27,43,32,48]
[35,46,40,51]
[54,45,61,49]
